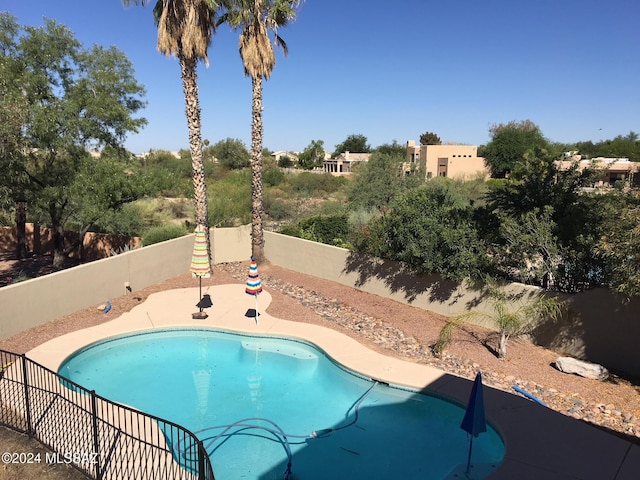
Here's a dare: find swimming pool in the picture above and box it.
[59,329,504,479]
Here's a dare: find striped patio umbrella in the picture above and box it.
[245,257,262,325]
[190,224,211,318]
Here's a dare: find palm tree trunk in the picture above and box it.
[250,75,265,262]
[179,55,212,268]
[498,332,509,359]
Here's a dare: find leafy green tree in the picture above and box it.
[298,139,325,169]
[0,14,147,266]
[333,134,370,157]
[124,0,220,271]
[436,278,566,359]
[575,132,640,161]
[210,137,251,169]
[373,140,406,156]
[347,151,419,210]
[0,17,30,257]
[480,120,549,177]
[224,0,301,262]
[487,147,605,291]
[419,131,441,145]
[353,178,489,282]
[595,193,640,299]
[488,147,559,216]
[495,206,560,289]
[277,155,293,168]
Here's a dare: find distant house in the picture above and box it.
[323,151,371,175]
[405,140,489,180]
[555,156,640,188]
[271,150,299,164]
[135,150,181,160]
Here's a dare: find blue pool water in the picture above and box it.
[59,329,504,479]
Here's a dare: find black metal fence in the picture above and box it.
[0,349,215,480]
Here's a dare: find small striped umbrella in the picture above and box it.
[245,257,262,325]
[190,225,211,318]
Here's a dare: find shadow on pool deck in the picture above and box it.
[24,285,640,480]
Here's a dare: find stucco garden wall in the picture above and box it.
[1,226,638,377]
[0,226,250,340]
[264,231,640,377]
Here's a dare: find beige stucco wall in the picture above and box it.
[264,231,537,318]
[264,231,640,377]
[0,227,251,341]
[418,144,489,180]
[2,226,639,377]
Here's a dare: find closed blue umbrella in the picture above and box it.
[461,371,487,474]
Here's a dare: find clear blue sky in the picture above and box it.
[4,0,640,154]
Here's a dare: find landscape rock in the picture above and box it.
[554,356,609,381]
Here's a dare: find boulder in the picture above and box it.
[554,357,609,381]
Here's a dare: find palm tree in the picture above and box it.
[123,0,217,267]
[224,0,300,262]
[435,278,566,359]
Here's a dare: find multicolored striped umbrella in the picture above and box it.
[190,224,211,279]
[190,225,211,318]
[245,257,262,324]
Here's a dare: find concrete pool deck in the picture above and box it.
[27,285,640,480]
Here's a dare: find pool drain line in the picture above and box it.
[193,381,379,480]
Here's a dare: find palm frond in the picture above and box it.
[274,34,288,56]
[155,0,217,65]
[239,21,275,78]
[434,318,460,355]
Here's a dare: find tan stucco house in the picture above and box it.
[555,156,640,188]
[323,151,371,175]
[405,140,489,180]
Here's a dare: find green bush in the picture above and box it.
[264,167,285,187]
[286,172,344,197]
[279,214,350,247]
[264,194,294,220]
[142,224,188,245]
[278,224,302,237]
[208,171,251,227]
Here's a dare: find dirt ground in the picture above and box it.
[0,426,87,480]
[0,252,79,288]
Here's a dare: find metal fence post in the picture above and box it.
[91,390,102,480]
[20,354,33,437]
[198,440,207,480]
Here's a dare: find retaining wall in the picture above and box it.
[0,226,251,340]
[264,231,640,378]
[1,226,638,377]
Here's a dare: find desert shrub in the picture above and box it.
[208,171,251,227]
[264,193,294,220]
[142,224,187,245]
[286,172,344,197]
[279,213,350,247]
[264,167,285,187]
[278,224,302,237]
